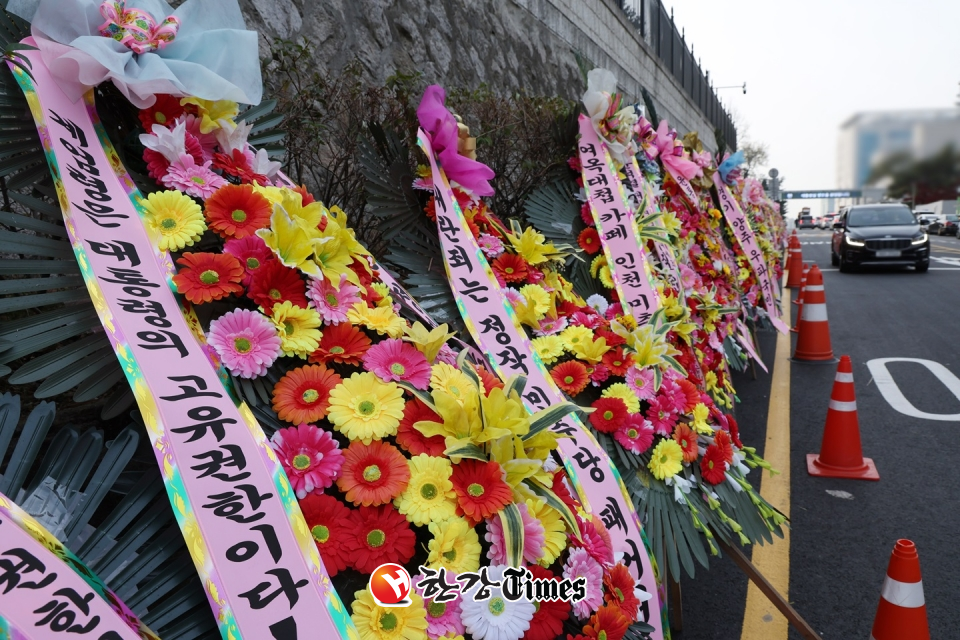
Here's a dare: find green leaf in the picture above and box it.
[503,374,527,399]
[524,401,588,441]
[395,381,437,412]
[443,442,487,462]
[497,502,525,567]
[456,349,481,389]
[525,477,582,542]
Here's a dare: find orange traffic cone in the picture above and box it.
[786,235,804,288]
[806,355,879,480]
[870,540,929,640]
[792,263,809,306]
[793,265,835,361]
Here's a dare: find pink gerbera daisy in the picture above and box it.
[570,515,615,567]
[484,502,546,565]
[645,396,678,436]
[658,379,687,413]
[306,276,362,324]
[207,309,282,378]
[362,338,432,389]
[477,233,504,258]
[223,234,275,286]
[434,344,458,366]
[626,366,656,400]
[535,315,568,336]
[162,155,226,199]
[413,570,465,639]
[614,414,655,454]
[563,547,605,619]
[270,423,343,499]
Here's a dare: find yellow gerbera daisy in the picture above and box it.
[348,303,406,338]
[370,282,393,308]
[394,455,457,526]
[648,439,683,480]
[560,325,593,352]
[528,497,567,565]
[429,363,477,406]
[141,190,205,252]
[531,335,564,364]
[426,517,481,574]
[328,372,405,444]
[269,301,322,358]
[602,382,641,414]
[351,589,428,640]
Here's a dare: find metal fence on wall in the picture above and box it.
[619,0,737,150]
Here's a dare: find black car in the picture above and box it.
[796,214,817,229]
[927,214,959,236]
[830,204,929,273]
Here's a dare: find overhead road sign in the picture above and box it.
[783,190,862,200]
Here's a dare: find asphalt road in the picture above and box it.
[675,228,960,639]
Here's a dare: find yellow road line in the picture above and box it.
[740,318,792,639]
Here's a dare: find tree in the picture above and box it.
[740,140,769,178]
[867,145,960,206]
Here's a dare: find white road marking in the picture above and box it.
[932,256,960,266]
[865,358,960,421]
[825,490,854,500]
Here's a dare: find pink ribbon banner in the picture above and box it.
[10,44,352,640]
[620,158,685,297]
[577,115,660,324]
[712,173,789,334]
[418,129,666,639]
[664,164,701,213]
[0,493,155,640]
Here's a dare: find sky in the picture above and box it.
[671,0,960,216]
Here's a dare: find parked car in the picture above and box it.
[796,214,817,229]
[927,214,959,235]
[831,204,929,272]
[819,213,839,229]
[916,213,941,229]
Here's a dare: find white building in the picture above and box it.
[837,108,960,190]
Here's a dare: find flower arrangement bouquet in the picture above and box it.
[135,93,657,640]
[382,82,785,585]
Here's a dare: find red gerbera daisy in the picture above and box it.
[551,361,590,396]
[713,428,734,465]
[271,364,342,424]
[726,414,743,449]
[582,604,630,640]
[603,563,641,620]
[601,346,634,377]
[173,253,244,304]
[589,397,628,434]
[395,399,447,457]
[578,227,602,255]
[299,493,352,577]
[551,469,580,513]
[700,444,727,485]
[342,504,416,574]
[424,195,437,221]
[248,260,309,311]
[293,184,315,206]
[309,322,371,366]
[337,440,410,507]
[212,149,267,185]
[476,365,505,396]
[204,183,272,238]
[450,459,513,522]
[492,253,529,283]
[138,94,185,129]
[672,423,699,463]
[675,378,701,413]
[525,565,571,640]
[594,327,625,347]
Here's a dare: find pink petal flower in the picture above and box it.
[614,414,655,454]
[362,338,432,389]
[626,366,656,400]
[162,155,227,199]
[413,570,465,639]
[484,502,546,565]
[306,276,362,324]
[224,235,275,286]
[270,423,343,499]
[562,547,604,619]
[207,309,281,378]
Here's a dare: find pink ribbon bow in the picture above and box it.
[655,120,702,181]
[98,1,180,55]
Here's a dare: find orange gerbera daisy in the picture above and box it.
[450,459,513,522]
[476,364,505,396]
[309,322,371,366]
[492,253,529,283]
[204,183,272,238]
[551,360,590,396]
[395,399,446,457]
[173,252,244,304]
[272,364,343,424]
[582,603,630,640]
[336,440,410,506]
[578,227,602,255]
[672,423,699,463]
[601,346,634,377]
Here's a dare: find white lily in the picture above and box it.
[139,120,187,164]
